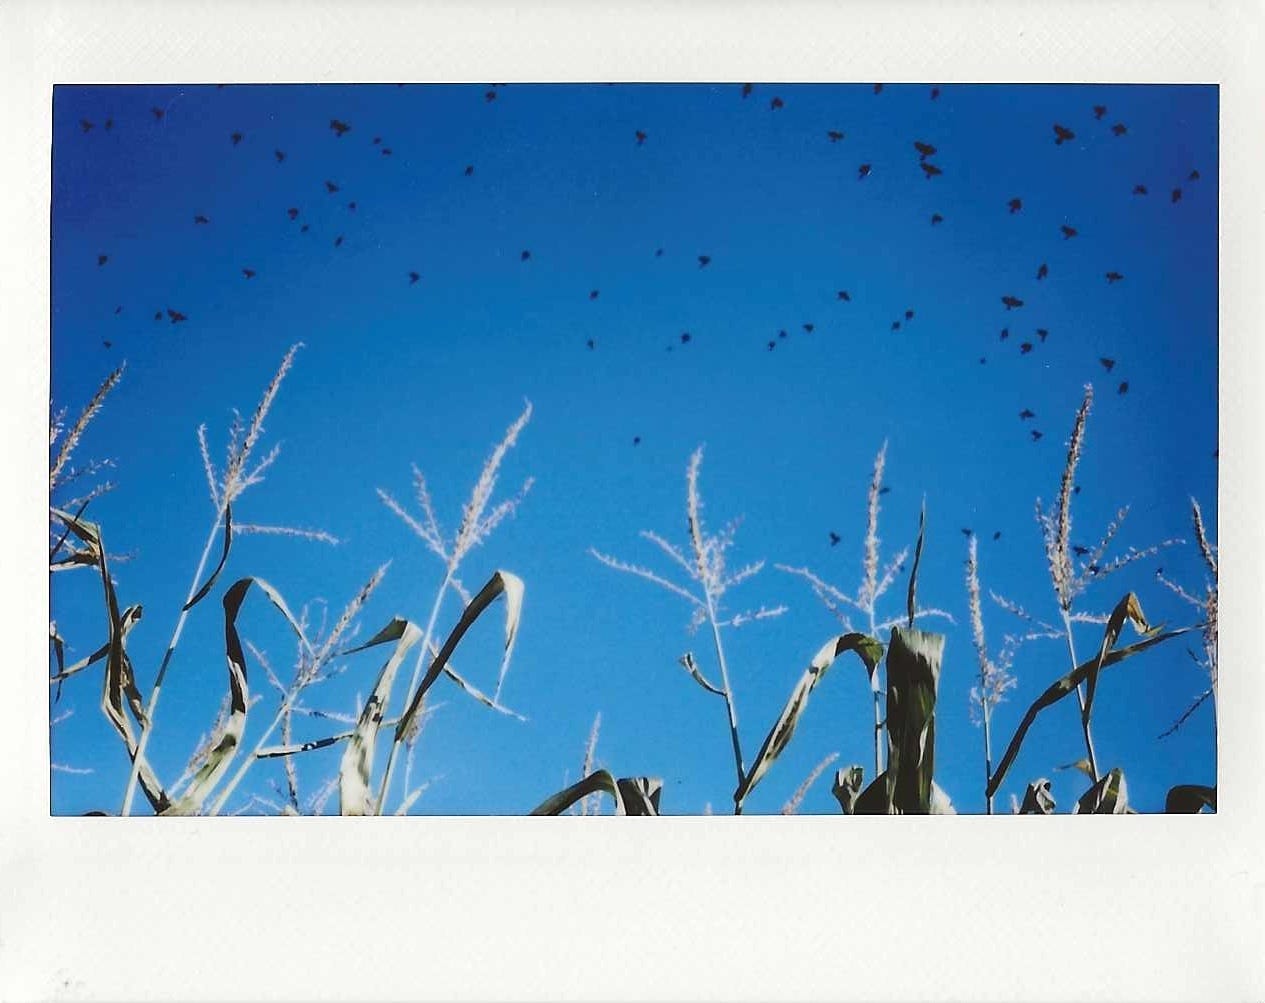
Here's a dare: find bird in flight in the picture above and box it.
[330,119,351,137]
[993,531,1002,541]
[1093,104,1107,120]
[778,329,788,339]
[589,289,599,300]
[829,532,842,547]
[879,486,891,495]
[521,250,531,261]
[193,214,209,225]
[920,162,942,179]
[1019,408,1035,420]
[485,90,497,103]
[274,149,286,163]
[873,83,883,94]
[1031,429,1044,441]
[891,320,902,332]
[1053,123,1075,144]
[635,130,647,145]
[325,180,340,193]
[827,130,845,143]
[1118,381,1130,395]
[1019,342,1033,354]
[113,306,122,315]
[698,255,711,268]
[242,268,256,279]
[1061,224,1078,239]
[1036,328,1049,342]
[770,96,784,110]
[680,332,692,344]
[1037,262,1049,280]
[741,83,753,98]
[1073,545,1091,557]
[930,213,943,225]
[1133,184,1148,195]
[1106,271,1124,284]
[348,201,357,212]
[334,235,344,247]
[1111,122,1127,136]
[1008,197,1023,213]
[930,86,940,99]
[464,165,474,176]
[1099,357,1116,371]
[79,119,94,133]
[837,290,851,302]
[153,311,163,321]
[904,309,914,320]
[102,339,112,349]
[655,248,664,257]
[803,323,814,333]
[151,107,165,121]
[1172,188,1183,204]
[914,141,936,159]
[858,163,872,179]
[97,254,108,266]
[633,436,641,445]
[230,131,243,145]
[767,340,776,352]
[1001,295,1024,310]
[1188,169,1201,181]
[104,118,113,131]
[373,136,382,145]
[300,224,310,233]
[409,272,420,285]
[287,207,299,220]
[1000,327,1009,340]
[960,528,973,538]
[382,148,392,156]
[586,339,595,351]
[167,308,187,324]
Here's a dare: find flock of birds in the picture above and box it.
[74,83,1204,550]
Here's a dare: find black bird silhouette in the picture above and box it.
[1172,188,1182,203]
[230,131,243,145]
[1031,430,1044,441]
[680,332,691,344]
[961,528,973,538]
[275,149,286,163]
[1073,485,1082,495]
[1053,123,1075,144]
[1099,357,1115,372]
[633,436,641,445]
[409,272,420,285]
[1106,271,1124,284]
[1037,262,1048,280]
[1008,197,1022,213]
[348,201,357,212]
[698,255,711,268]
[154,311,162,321]
[879,486,891,495]
[1037,328,1049,342]
[778,329,788,339]
[485,90,497,103]
[1088,564,1101,575]
[993,531,1002,541]
[193,214,209,224]
[803,323,814,333]
[1001,295,1024,310]
[920,162,942,179]
[1000,327,1009,340]
[891,321,901,332]
[770,96,784,110]
[1093,104,1107,120]
[837,290,851,302]
[79,119,94,133]
[930,86,940,99]
[655,248,664,257]
[167,309,186,324]
[1111,122,1127,136]
[1189,169,1201,181]
[589,289,599,300]
[767,341,776,352]
[979,356,987,364]
[586,339,595,350]
[151,107,164,121]
[382,148,392,156]
[858,163,872,179]
[1118,381,1129,395]
[827,130,845,143]
[330,119,351,137]
[325,180,340,193]
[1020,342,1033,354]
[104,118,113,131]
[373,136,382,145]
[287,207,299,220]
[242,268,256,279]
[873,83,883,94]
[300,224,310,233]
[905,309,914,320]
[1073,544,1090,557]
[102,340,112,349]
[1133,184,1148,195]
[334,235,344,247]
[464,165,474,176]
[113,305,121,315]
[741,83,753,98]
[520,250,531,261]
[1061,225,1078,239]
[930,213,943,225]
[97,254,108,266]
[635,130,647,145]
[914,141,936,159]
[1019,408,1035,420]
[829,532,842,547]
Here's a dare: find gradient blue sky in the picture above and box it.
[50,82,1217,815]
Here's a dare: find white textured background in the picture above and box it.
[1,2,1262,1000]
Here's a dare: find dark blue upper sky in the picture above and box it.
[50,82,1217,815]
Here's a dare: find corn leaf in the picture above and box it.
[1082,593,1154,730]
[1165,784,1216,813]
[987,625,1191,799]
[679,651,725,697]
[616,777,663,815]
[832,766,865,814]
[49,605,143,687]
[1020,779,1056,814]
[884,626,944,814]
[1075,767,1129,814]
[338,617,423,815]
[531,770,630,815]
[734,632,883,808]
[182,504,233,612]
[906,501,926,629]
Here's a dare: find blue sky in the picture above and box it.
[49,82,1217,815]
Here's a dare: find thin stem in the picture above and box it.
[376,570,452,814]
[872,688,883,778]
[1061,611,1099,783]
[705,592,745,815]
[982,698,994,815]
[121,510,224,815]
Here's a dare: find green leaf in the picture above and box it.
[1055,758,1097,783]
[1165,784,1216,813]
[1020,779,1056,815]
[1075,767,1129,814]
[338,617,423,815]
[987,623,1191,799]
[734,632,883,809]
[884,626,944,814]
